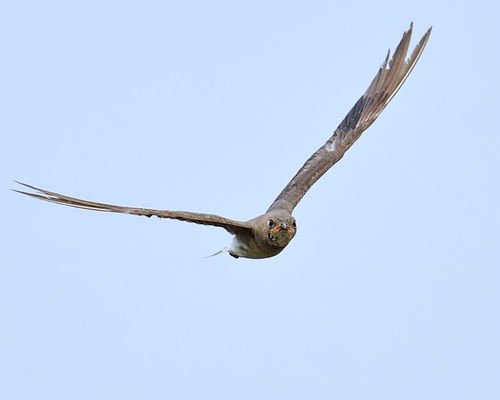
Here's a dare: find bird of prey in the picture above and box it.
[15,24,431,259]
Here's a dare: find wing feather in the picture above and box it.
[267,24,431,213]
[13,181,250,235]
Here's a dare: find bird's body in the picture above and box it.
[229,212,297,259]
[14,24,431,259]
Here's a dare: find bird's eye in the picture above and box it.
[292,220,296,228]
[267,219,274,227]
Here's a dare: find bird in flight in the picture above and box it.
[15,24,431,259]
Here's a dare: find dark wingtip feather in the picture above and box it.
[12,188,51,202]
[13,181,56,200]
[13,181,44,194]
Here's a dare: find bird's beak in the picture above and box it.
[273,223,291,232]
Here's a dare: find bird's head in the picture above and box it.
[252,212,297,249]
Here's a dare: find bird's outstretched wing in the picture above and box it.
[267,23,432,213]
[13,181,251,235]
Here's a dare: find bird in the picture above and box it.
[14,23,431,259]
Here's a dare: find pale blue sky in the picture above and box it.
[2,1,499,399]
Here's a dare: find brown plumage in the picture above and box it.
[14,24,431,259]
[268,23,431,213]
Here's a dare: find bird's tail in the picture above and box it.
[204,247,229,258]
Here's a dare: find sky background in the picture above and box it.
[2,1,499,399]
